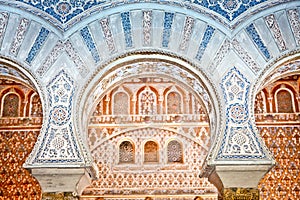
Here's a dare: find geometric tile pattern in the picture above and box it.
[195,25,215,61]
[121,12,133,48]
[258,126,300,199]
[0,131,42,199]
[162,12,174,48]
[80,26,100,63]
[217,67,266,159]
[192,0,268,21]
[25,27,50,64]
[28,70,84,165]
[12,0,271,26]
[245,23,271,60]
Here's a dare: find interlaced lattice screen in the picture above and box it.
[256,75,300,199]
[0,79,43,199]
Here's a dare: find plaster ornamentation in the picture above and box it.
[93,61,212,114]
[64,40,89,76]
[208,39,231,73]
[36,40,64,77]
[264,14,287,51]
[162,12,174,48]
[100,18,115,53]
[263,60,300,86]
[287,9,300,46]
[217,67,266,159]
[232,39,260,73]
[85,127,217,197]
[180,16,194,51]
[245,23,271,60]
[26,70,84,165]
[9,18,30,57]
[80,26,100,63]
[121,12,133,48]
[143,10,152,46]
[196,25,215,61]
[36,40,88,77]
[0,12,9,47]
[26,27,50,64]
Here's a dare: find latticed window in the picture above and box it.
[2,93,19,117]
[144,141,158,163]
[119,141,135,163]
[167,91,182,114]
[276,90,293,113]
[139,86,157,115]
[167,140,183,163]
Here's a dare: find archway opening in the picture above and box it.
[254,59,300,199]
[80,57,220,199]
[0,61,43,199]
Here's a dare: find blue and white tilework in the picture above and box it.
[13,0,269,25]
[217,67,266,159]
[192,0,268,21]
[14,0,107,24]
[245,23,271,60]
[33,70,84,164]
[121,12,133,48]
[80,26,100,63]
[195,25,215,61]
[162,12,174,48]
[26,27,50,64]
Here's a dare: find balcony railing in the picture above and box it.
[0,117,42,128]
[255,112,300,124]
[89,114,209,125]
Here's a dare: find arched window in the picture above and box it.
[30,94,42,117]
[113,91,129,115]
[276,89,294,113]
[119,141,135,164]
[167,140,183,163]
[144,141,158,163]
[167,91,182,114]
[2,93,19,117]
[139,86,157,115]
